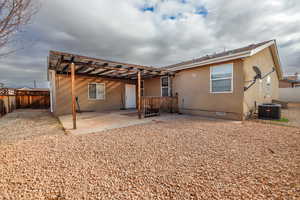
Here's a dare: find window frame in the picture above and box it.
[160,76,170,97]
[88,82,106,100]
[210,63,234,94]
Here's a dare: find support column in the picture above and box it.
[137,70,142,119]
[71,62,77,129]
[169,74,173,97]
[7,95,10,112]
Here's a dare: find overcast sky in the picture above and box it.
[0,0,299,88]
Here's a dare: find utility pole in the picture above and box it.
[33,80,36,88]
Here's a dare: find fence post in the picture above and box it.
[71,62,77,129]
[137,70,142,119]
[175,93,179,113]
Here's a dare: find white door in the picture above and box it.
[125,84,136,109]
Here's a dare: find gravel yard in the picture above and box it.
[0,109,64,144]
[0,113,299,199]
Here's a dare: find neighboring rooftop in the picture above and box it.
[282,72,300,82]
[17,88,50,91]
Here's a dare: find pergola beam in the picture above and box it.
[94,69,112,75]
[75,65,89,73]
[61,65,69,73]
[84,68,97,74]
[49,51,174,80]
[55,55,63,71]
[97,70,117,76]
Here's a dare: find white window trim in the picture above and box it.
[88,82,106,100]
[210,63,234,94]
[160,76,170,97]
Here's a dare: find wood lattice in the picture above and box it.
[0,88,16,96]
[142,96,179,117]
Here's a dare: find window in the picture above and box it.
[161,76,170,97]
[210,64,233,93]
[141,80,144,96]
[88,83,105,100]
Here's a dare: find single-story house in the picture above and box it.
[279,73,300,88]
[48,39,282,121]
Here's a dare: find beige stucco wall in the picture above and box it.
[243,47,279,119]
[52,47,279,120]
[141,60,245,120]
[172,60,245,120]
[143,77,161,96]
[54,74,134,116]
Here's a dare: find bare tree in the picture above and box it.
[0,0,38,56]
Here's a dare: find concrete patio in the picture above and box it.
[59,110,184,135]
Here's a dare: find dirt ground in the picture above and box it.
[0,109,64,145]
[0,110,299,199]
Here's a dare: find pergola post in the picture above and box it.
[169,74,173,97]
[71,62,77,129]
[137,70,142,119]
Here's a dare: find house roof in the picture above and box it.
[165,39,283,79]
[17,88,50,92]
[48,51,174,80]
[282,73,299,81]
[281,77,300,83]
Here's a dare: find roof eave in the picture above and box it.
[169,51,252,72]
[270,41,283,80]
[249,40,275,56]
[168,40,284,80]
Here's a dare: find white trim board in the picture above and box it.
[160,76,171,97]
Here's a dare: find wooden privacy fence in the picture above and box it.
[142,96,179,117]
[16,90,50,109]
[0,89,50,117]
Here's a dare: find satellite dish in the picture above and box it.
[245,66,275,91]
[253,66,262,79]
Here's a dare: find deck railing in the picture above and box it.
[141,96,179,117]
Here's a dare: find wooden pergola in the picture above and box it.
[48,51,175,129]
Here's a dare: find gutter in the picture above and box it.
[169,51,251,71]
[168,40,277,72]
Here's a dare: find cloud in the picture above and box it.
[0,0,300,87]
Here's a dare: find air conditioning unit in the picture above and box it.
[258,103,281,120]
